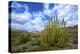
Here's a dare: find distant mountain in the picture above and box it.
[66,25,78,29]
[66,25,78,37]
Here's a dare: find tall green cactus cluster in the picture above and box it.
[56,18,67,47]
[39,15,68,48]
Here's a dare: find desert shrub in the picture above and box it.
[17,33,31,44]
[27,37,40,46]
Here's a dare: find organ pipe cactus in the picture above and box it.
[39,15,68,48]
[57,18,67,47]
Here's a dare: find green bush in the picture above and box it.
[17,33,31,44]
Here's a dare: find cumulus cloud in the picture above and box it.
[30,11,45,31]
[43,3,78,26]
[56,5,78,26]
[10,1,78,32]
[11,1,22,8]
[10,2,45,32]
[43,3,52,17]
[11,2,32,23]
[10,2,32,31]
[11,12,32,20]
[44,3,49,10]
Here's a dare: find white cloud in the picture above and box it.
[43,9,52,16]
[32,11,43,17]
[44,3,49,10]
[43,3,52,17]
[11,12,31,19]
[11,23,23,30]
[30,12,45,31]
[11,11,32,25]
[11,2,78,32]
[66,20,78,26]
[11,10,45,32]
[31,17,41,24]
[11,2,32,23]
[56,5,78,26]
[11,1,22,8]
[22,19,44,32]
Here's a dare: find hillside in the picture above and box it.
[9,25,78,52]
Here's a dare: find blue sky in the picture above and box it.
[9,1,78,32]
